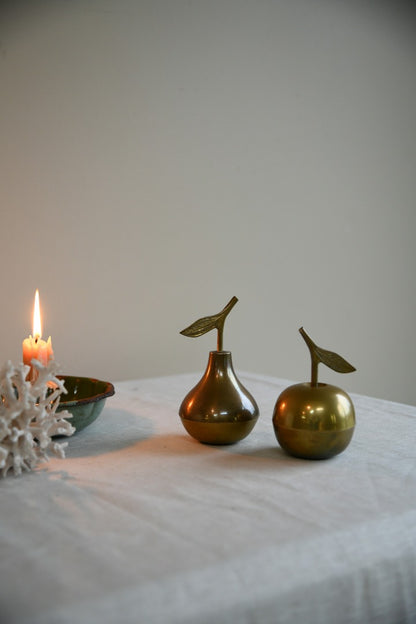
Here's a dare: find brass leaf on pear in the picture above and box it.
[180,314,222,338]
[180,296,238,351]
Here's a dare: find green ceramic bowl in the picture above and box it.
[56,375,115,433]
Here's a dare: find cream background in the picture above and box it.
[1,0,415,405]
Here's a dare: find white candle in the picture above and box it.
[22,290,54,381]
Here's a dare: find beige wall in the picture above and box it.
[1,0,415,405]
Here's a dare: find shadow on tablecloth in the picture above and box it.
[64,409,154,457]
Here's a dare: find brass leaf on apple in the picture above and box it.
[299,327,356,386]
[313,345,356,374]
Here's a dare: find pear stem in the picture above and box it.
[216,296,238,352]
[299,327,319,387]
[217,327,223,352]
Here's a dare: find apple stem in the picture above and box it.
[311,357,319,387]
[299,327,319,387]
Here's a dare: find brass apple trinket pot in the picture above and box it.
[273,327,356,460]
[179,296,259,445]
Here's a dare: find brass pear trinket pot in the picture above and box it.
[179,296,259,445]
[273,327,356,460]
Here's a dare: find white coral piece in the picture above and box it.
[0,359,75,477]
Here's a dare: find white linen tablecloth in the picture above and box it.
[1,372,415,624]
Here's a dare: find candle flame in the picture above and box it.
[33,289,42,340]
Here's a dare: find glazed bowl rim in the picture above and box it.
[57,375,115,407]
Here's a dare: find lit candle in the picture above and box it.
[22,289,54,381]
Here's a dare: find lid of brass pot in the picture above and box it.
[273,327,356,460]
[179,296,259,445]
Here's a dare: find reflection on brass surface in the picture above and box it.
[179,351,259,445]
[273,382,355,460]
[181,420,257,446]
[276,427,354,460]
